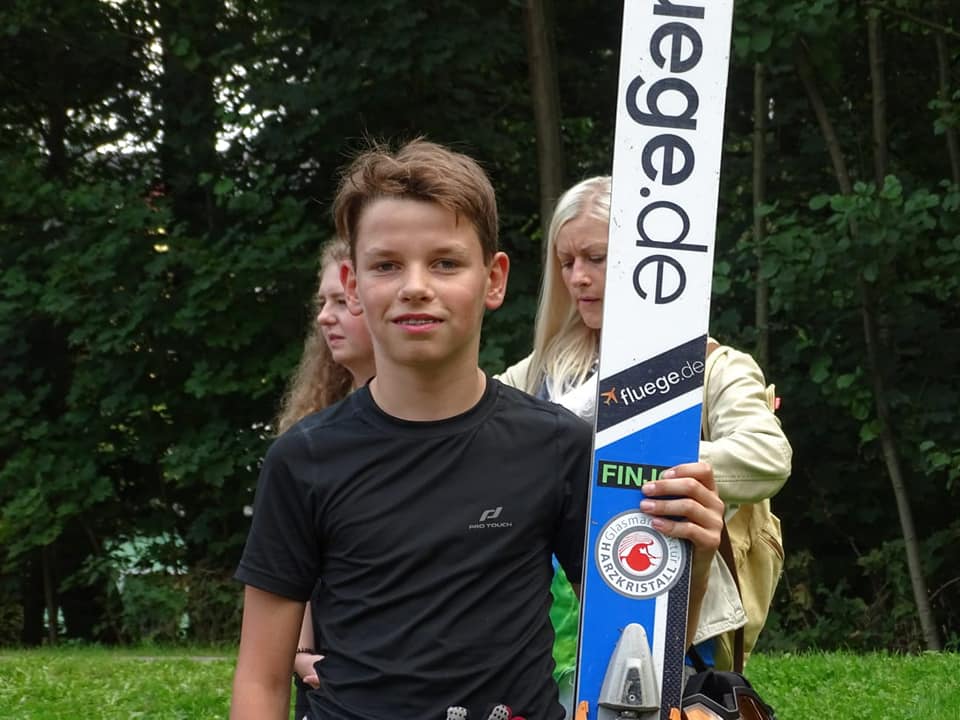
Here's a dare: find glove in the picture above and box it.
[445,704,526,720]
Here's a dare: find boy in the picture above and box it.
[230,139,722,719]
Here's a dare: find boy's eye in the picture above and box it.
[434,259,459,270]
[373,262,398,272]
[590,255,606,264]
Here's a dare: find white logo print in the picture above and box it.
[479,507,502,522]
[469,506,513,530]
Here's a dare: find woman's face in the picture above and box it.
[555,211,608,330]
[316,261,374,376]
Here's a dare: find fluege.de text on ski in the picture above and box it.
[627,0,710,306]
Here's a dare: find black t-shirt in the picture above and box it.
[235,377,592,719]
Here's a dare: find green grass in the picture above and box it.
[0,646,235,720]
[747,652,960,720]
[0,648,957,719]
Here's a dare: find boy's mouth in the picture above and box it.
[393,314,442,327]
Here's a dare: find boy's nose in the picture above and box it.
[399,265,433,301]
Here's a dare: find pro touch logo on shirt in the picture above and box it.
[595,510,684,599]
[468,506,514,530]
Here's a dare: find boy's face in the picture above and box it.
[342,197,508,374]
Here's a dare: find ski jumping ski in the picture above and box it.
[573,1,735,719]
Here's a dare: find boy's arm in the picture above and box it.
[551,416,593,597]
[230,586,306,720]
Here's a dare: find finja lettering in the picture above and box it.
[627,0,707,305]
[598,461,667,489]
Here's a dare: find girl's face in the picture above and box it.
[316,261,374,379]
[554,211,608,330]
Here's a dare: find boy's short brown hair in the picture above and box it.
[333,138,499,263]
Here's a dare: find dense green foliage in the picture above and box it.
[1,0,957,651]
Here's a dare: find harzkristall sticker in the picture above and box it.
[595,510,684,599]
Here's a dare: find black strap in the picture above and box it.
[686,525,745,673]
[697,338,745,673]
[718,522,745,673]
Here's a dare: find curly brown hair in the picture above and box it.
[274,238,355,434]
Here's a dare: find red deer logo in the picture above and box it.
[618,532,660,573]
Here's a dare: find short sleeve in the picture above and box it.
[551,413,592,585]
[234,433,321,601]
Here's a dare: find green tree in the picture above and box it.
[1,0,957,651]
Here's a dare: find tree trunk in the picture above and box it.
[156,2,221,235]
[20,552,46,645]
[41,545,57,645]
[934,3,960,184]
[43,41,68,181]
[868,13,888,187]
[866,13,942,651]
[794,42,851,195]
[859,277,942,651]
[522,0,565,244]
[752,62,769,369]
[796,36,942,651]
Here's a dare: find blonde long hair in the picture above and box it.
[274,238,354,434]
[523,176,611,397]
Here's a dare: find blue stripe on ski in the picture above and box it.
[576,405,702,710]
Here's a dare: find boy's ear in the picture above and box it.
[340,261,363,316]
[484,251,510,310]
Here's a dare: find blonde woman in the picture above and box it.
[498,176,792,685]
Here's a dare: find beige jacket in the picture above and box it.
[496,341,792,651]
